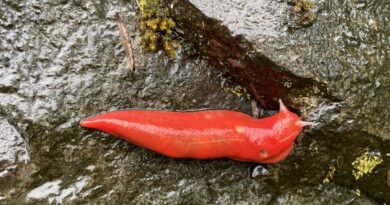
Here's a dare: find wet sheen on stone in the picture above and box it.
[0,117,29,178]
[0,0,388,204]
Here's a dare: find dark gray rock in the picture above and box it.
[189,0,390,140]
[0,0,387,204]
[165,0,390,202]
[0,117,29,178]
[0,0,250,204]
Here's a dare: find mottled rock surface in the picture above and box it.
[0,117,29,178]
[0,0,388,204]
[189,0,390,140]
[166,0,390,202]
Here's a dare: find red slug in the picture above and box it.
[80,100,307,163]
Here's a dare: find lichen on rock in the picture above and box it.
[352,149,383,180]
[322,164,336,184]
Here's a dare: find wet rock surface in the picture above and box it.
[188,0,390,140]
[168,0,390,203]
[0,0,388,204]
[0,117,29,178]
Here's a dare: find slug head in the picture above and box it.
[256,100,305,163]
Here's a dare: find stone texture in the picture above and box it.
[0,0,387,204]
[189,0,390,139]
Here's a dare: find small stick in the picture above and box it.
[115,13,135,72]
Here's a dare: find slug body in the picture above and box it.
[80,101,304,163]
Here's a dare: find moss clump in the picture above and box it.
[293,0,316,26]
[293,0,314,13]
[286,0,316,30]
[222,84,251,99]
[136,0,180,58]
[352,149,383,180]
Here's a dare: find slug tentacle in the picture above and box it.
[278,99,288,112]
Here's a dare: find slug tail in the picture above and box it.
[80,114,127,139]
[80,118,99,129]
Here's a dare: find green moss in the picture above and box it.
[287,0,317,30]
[352,149,383,180]
[293,0,314,12]
[136,0,180,58]
[222,85,251,99]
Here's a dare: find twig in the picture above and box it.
[115,13,135,72]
